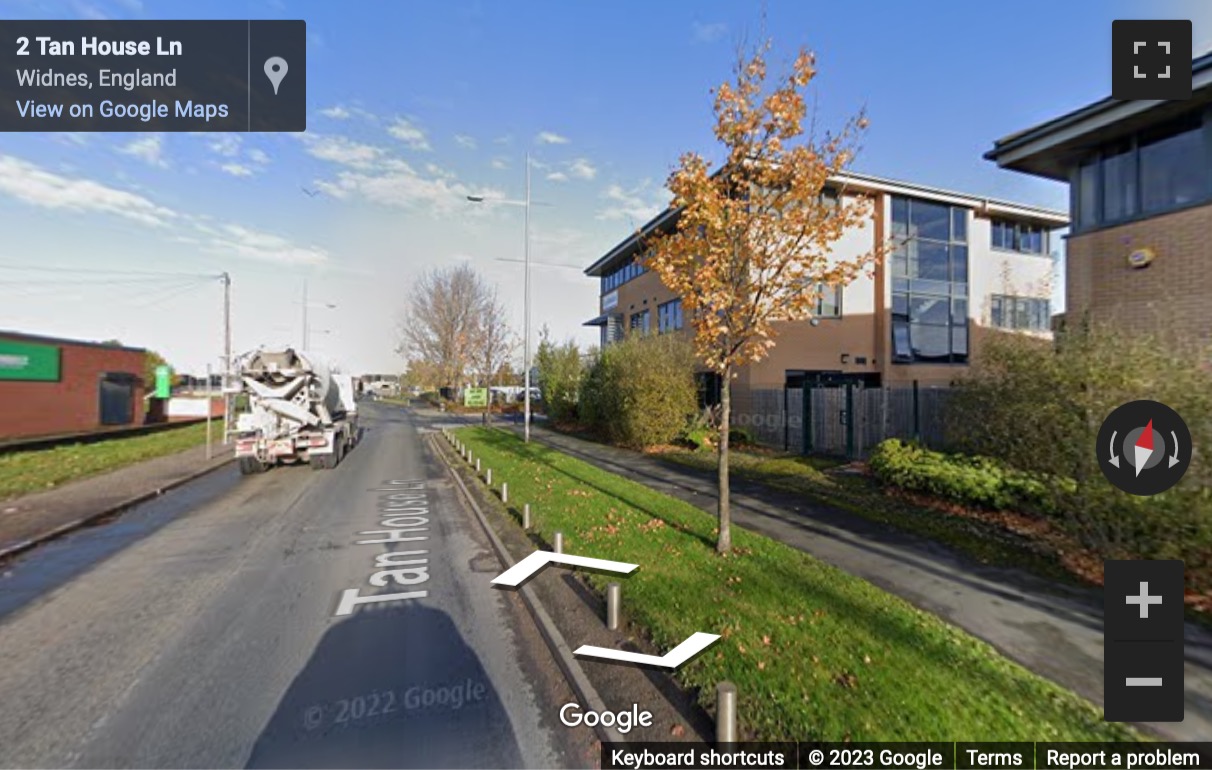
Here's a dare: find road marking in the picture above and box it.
[336,479,434,616]
[573,632,720,669]
[490,549,638,587]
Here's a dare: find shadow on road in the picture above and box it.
[246,602,524,769]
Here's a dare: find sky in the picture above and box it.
[1,0,1210,375]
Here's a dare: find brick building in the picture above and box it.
[584,171,1066,395]
[985,50,1212,344]
[0,331,147,441]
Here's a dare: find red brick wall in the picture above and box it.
[1066,204,1212,344]
[0,336,146,440]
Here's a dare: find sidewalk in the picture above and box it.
[422,408,1212,742]
[0,444,234,559]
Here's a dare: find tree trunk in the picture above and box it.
[717,368,732,554]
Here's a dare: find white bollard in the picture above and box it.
[501,482,508,503]
[553,531,563,554]
[486,468,492,485]
[716,682,737,744]
[522,504,530,529]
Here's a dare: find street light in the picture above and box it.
[466,151,535,443]
[300,278,337,350]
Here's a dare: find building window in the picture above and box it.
[630,309,650,334]
[1140,114,1208,214]
[600,257,648,294]
[891,195,969,364]
[658,299,684,333]
[990,295,1051,331]
[991,219,1048,255]
[815,283,842,317]
[1072,111,1212,232]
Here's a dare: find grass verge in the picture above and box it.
[0,422,211,501]
[454,426,1136,742]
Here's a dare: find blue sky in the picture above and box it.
[2,0,1209,374]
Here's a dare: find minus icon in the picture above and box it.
[1126,677,1163,686]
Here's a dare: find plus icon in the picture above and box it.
[1112,20,1192,100]
[1126,581,1163,618]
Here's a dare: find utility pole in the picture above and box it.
[523,150,531,443]
[221,271,232,444]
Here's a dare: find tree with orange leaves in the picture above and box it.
[643,41,886,554]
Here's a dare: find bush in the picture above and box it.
[580,334,698,449]
[534,333,584,424]
[941,321,1212,593]
[868,439,1058,514]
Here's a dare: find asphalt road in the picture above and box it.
[0,402,570,769]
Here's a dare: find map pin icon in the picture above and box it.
[264,56,288,95]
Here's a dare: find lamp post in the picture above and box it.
[300,279,337,350]
[467,151,534,443]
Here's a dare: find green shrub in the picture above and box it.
[868,439,1057,514]
[580,334,698,449]
[940,321,1212,594]
[535,332,584,424]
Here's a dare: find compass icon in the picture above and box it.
[1097,400,1191,495]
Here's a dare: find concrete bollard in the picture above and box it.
[522,504,530,529]
[501,482,508,503]
[716,682,737,744]
[486,468,492,486]
[476,458,481,473]
[606,582,621,630]
[553,531,563,554]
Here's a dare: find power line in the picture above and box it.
[0,263,216,279]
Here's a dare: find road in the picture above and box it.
[0,402,572,769]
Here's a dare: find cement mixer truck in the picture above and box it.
[231,348,358,475]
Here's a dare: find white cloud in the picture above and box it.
[388,117,432,151]
[247,148,270,165]
[299,134,384,169]
[207,134,241,157]
[454,134,477,149]
[0,154,175,227]
[491,157,509,170]
[568,158,597,180]
[220,163,254,177]
[546,171,569,183]
[314,159,498,214]
[320,105,352,119]
[493,134,512,145]
[692,21,728,43]
[118,134,168,168]
[209,224,328,265]
[535,131,570,145]
[597,180,669,223]
[0,154,327,264]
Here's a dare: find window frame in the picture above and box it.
[1071,108,1212,234]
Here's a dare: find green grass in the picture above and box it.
[663,447,1077,583]
[0,423,211,501]
[454,427,1137,742]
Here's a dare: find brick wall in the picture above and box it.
[1066,204,1212,343]
[0,337,146,439]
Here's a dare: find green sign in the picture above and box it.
[0,339,60,381]
[464,387,488,408]
[155,364,171,398]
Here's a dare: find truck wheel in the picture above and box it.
[239,456,265,475]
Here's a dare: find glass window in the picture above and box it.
[952,297,968,320]
[1141,117,1208,213]
[910,240,950,281]
[951,324,968,357]
[951,208,967,243]
[1102,142,1137,222]
[990,295,1003,327]
[910,324,950,362]
[1078,159,1099,227]
[909,199,950,241]
[892,294,908,318]
[891,197,908,237]
[817,284,841,317]
[909,296,950,325]
[950,245,968,281]
[892,321,912,360]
